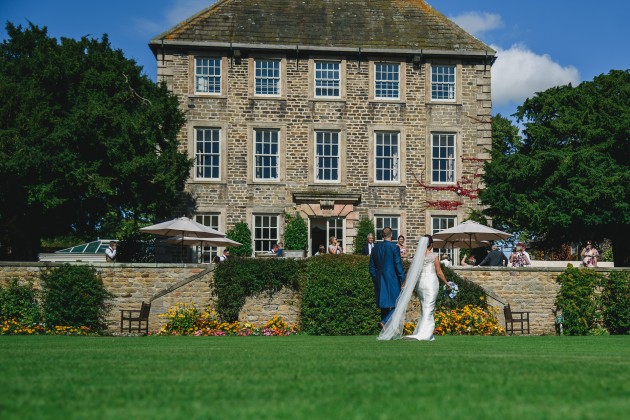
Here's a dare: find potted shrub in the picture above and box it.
[226,221,253,257]
[354,216,375,254]
[283,212,308,258]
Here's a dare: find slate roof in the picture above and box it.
[150,0,494,56]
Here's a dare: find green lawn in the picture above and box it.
[1,336,629,419]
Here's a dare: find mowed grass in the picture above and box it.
[1,336,629,419]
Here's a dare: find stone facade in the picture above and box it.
[150,0,495,257]
[3,262,628,335]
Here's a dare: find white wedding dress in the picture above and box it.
[404,252,439,341]
[379,237,439,341]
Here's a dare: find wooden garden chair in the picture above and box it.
[503,304,530,335]
[120,301,151,335]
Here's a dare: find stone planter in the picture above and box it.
[283,250,306,259]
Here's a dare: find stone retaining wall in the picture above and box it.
[1,262,627,335]
[453,267,561,335]
[0,262,215,332]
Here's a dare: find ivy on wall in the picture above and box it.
[213,257,303,321]
[212,255,489,335]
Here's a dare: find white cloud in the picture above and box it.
[165,0,214,26]
[450,12,503,37]
[491,44,581,106]
[133,0,211,36]
[132,18,164,37]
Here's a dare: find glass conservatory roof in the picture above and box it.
[56,240,117,254]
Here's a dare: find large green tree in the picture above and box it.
[0,23,191,260]
[481,70,630,266]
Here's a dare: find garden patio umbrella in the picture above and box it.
[433,220,511,260]
[140,216,225,238]
[164,236,242,263]
[433,238,490,266]
[140,216,226,262]
[163,236,241,247]
[433,238,490,249]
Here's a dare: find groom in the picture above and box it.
[369,227,406,328]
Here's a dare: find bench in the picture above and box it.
[503,304,530,335]
[120,301,151,334]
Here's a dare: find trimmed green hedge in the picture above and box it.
[0,279,40,324]
[601,271,630,334]
[213,255,488,335]
[213,257,303,321]
[40,264,114,332]
[555,266,630,336]
[555,265,602,336]
[301,255,379,335]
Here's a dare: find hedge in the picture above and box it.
[301,255,379,335]
[213,255,488,335]
[213,257,303,321]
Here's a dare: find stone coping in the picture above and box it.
[0,261,208,269]
[451,266,627,273]
[1,261,626,272]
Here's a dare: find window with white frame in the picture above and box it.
[431,133,456,183]
[375,131,400,182]
[432,216,456,261]
[195,58,222,94]
[431,65,456,101]
[314,61,340,98]
[254,129,279,180]
[375,215,400,241]
[315,130,340,182]
[195,128,221,180]
[195,213,220,263]
[255,59,281,96]
[327,218,344,251]
[375,63,400,99]
[254,214,279,252]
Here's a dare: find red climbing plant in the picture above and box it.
[413,155,488,209]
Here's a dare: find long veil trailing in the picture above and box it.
[378,236,429,340]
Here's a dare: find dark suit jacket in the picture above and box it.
[369,240,405,308]
[362,242,375,255]
[478,250,508,266]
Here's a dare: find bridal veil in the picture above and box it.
[378,236,429,340]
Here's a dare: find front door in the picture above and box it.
[309,217,345,255]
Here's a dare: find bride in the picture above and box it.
[378,235,450,341]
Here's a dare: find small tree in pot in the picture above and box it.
[283,212,308,258]
[354,216,376,254]
[227,221,253,257]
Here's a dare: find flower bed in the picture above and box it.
[1,318,94,336]
[403,305,505,336]
[153,302,299,336]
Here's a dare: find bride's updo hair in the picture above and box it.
[423,234,434,248]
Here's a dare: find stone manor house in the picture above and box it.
[149,0,495,259]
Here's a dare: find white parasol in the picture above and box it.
[433,238,491,249]
[140,216,227,262]
[163,236,241,247]
[433,221,511,263]
[140,216,225,238]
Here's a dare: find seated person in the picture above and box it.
[315,245,326,256]
[276,242,284,257]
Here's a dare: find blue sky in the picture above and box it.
[2,0,628,119]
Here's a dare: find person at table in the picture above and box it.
[478,245,508,267]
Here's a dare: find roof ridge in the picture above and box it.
[151,0,236,43]
[150,0,494,55]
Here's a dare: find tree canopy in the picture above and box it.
[481,70,630,266]
[0,23,192,260]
